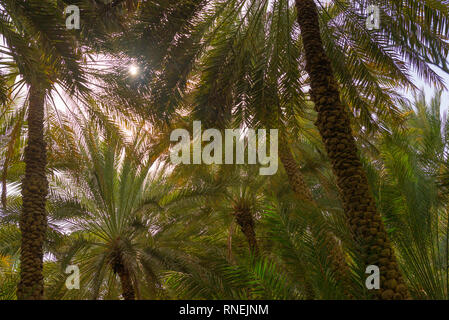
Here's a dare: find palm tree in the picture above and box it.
[0,0,140,299]
[166,1,388,298]
[171,163,267,257]
[43,120,209,300]
[55,125,153,300]
[0,0,90,299]
[294,0,412,299]
[156,0,449,299]
[0,0,446,301]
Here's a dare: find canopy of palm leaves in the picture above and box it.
[0,0,448,300]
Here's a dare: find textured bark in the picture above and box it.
[118,268,136,300]
[233,202,259,256]
[278,141,314,202]
[17,85,48,300]
[295,0,409,299]
[112,253,135,300]
[279,140,353,298]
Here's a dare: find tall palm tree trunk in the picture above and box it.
[17,85,48,300]
[117,267,136,300]
[233,202,259,256]
[112,252,135,300]
[279,139,353,298]
[295,0,409,299]
[278,141,314,201]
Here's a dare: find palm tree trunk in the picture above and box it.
[278,141,314,202]
[112,252,135,300]
[295,0,409,299]
[17,85,48,300]
[233,202,259,256]
[117,267,136,300]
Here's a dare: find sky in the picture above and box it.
[407,66,449,112]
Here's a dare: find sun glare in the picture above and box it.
[129,64,139,76]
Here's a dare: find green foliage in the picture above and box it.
[0,0,449,300]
